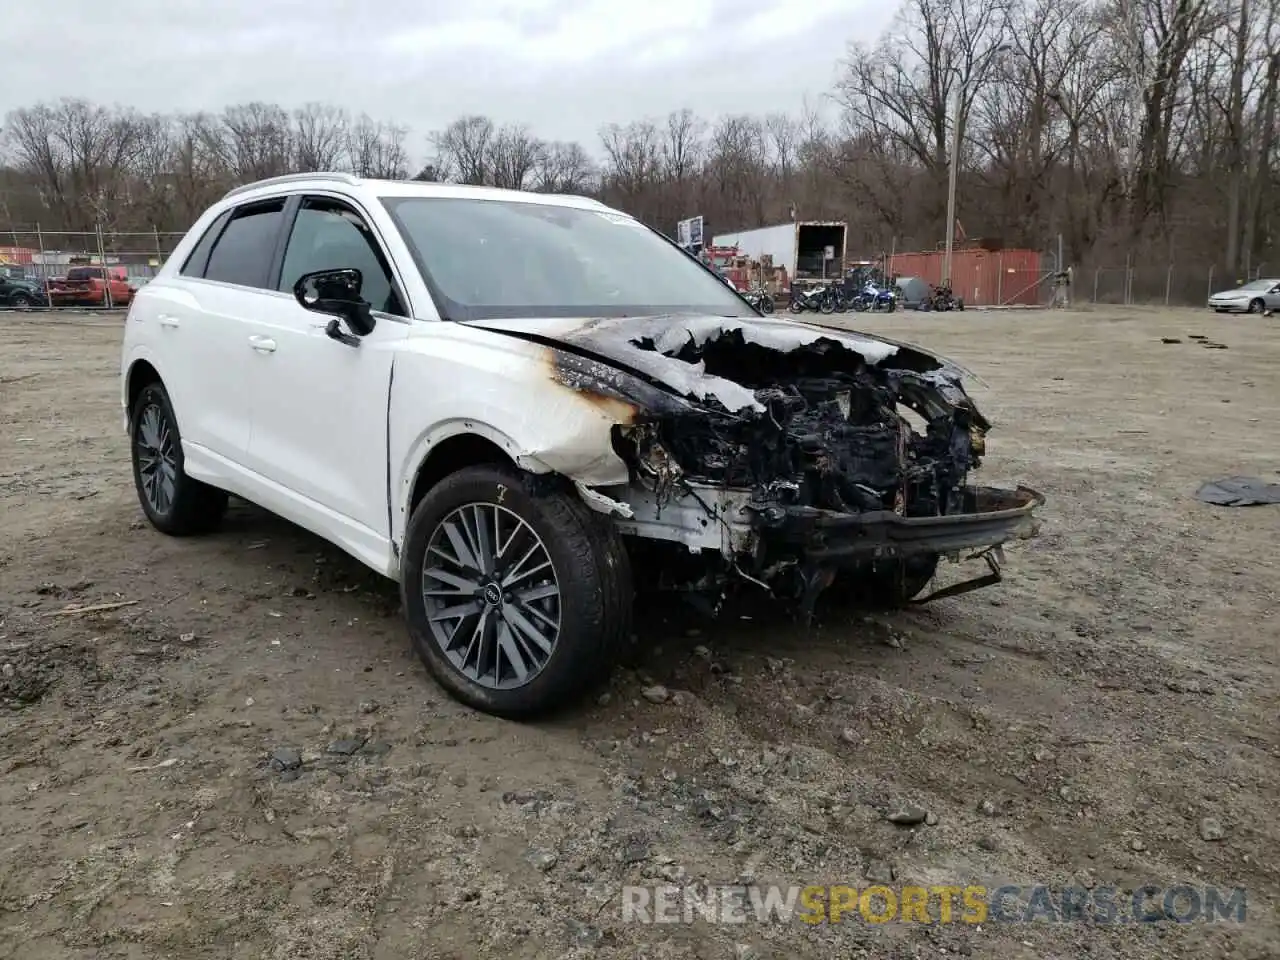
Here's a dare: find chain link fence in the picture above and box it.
[1,227,186,309]
[1084,263,1269,306]
[0,221,1271,311]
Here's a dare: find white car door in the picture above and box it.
[138,199,290,468]
[238,194,411,554]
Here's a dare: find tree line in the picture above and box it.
[2,0,1277,276]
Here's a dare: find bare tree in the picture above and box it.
[2,0,1280,282]
[489,124,543,190]
[430,115,495,185]
[293,103,349,172]
[532,141,596,193]
[346,116,409,179]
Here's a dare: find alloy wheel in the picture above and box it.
[136,403,177,515]
[421,503,561,690]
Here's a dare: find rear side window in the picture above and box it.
[180,210,230,278]
[202,200,287,288]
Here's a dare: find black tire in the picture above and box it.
[819,297,835,315]
[825,554,939,610]
[10,293,33,309]
[1248,298,1265,314]
[759,296,774,314]
[130,382,228,535]
[789,299,805,313]
[400,465,630,718]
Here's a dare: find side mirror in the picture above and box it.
[293,268,376,339]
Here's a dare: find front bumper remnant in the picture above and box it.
[756,485,1045,562]
[607,481,1043,607]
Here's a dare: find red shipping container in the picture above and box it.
[887,249,1043,306]
[0,246,36,265]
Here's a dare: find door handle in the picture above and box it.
[157,314,180,328]
[248,335,277,353]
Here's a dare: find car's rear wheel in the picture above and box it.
[130,382,228,535]
[401,466,631,718]
[10,293,33,309]
[1249,298,1265,314]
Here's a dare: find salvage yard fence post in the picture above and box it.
[1165,264,1173,305]
[95,225,111,308]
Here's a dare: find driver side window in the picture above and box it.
[278,196,405,316]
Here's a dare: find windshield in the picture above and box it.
[67,267,103,281]
[380,196,754,321]
[1238,279,1273,291]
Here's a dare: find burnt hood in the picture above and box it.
[463,314,973,416]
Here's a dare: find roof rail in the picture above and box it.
[223,171,359,200]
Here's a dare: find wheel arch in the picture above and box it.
[398,425,526,547]
[125,357,165,425]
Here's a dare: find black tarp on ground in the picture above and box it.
[1194,476,1280,506]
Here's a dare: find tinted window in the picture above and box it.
[380,196,752,322]
[179,210,230,278]
[203,200,286,288]
[278,198,402,315]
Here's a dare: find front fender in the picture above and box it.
[388,332,660,544]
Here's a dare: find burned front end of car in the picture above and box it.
[537,317,1043,610]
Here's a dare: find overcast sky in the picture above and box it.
[8,0,896,155]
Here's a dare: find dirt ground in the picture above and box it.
[1,307,1276,959]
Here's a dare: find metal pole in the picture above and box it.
[96,224,111,309]
[1057,234,1064,274]
[1165,264,1173,305]
[1207,263,1214,300]
[997,251,1004,304]
[36,222,47,298]
[1093,267,1100,303]
[943,81,963,287]
[1124,252,1132,304]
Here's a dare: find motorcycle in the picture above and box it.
[845,282,893,312]
[741,288,775,314]
[865,283,897,312]
[789,285,827,313]
[826,285,854,313]
[925,283,964,312]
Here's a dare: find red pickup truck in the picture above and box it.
[47,265,134,308]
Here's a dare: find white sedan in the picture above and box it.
[1208,278,1280,314]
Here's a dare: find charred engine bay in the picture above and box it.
[621,328,986,521]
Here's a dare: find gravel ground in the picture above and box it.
[0,307,1276,959]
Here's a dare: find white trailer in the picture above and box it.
[711,220,848,283]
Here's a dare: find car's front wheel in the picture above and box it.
[9,293,33,309]
[1249,298,1265,314]
[401,466,632,717]
[130,382,228,535]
